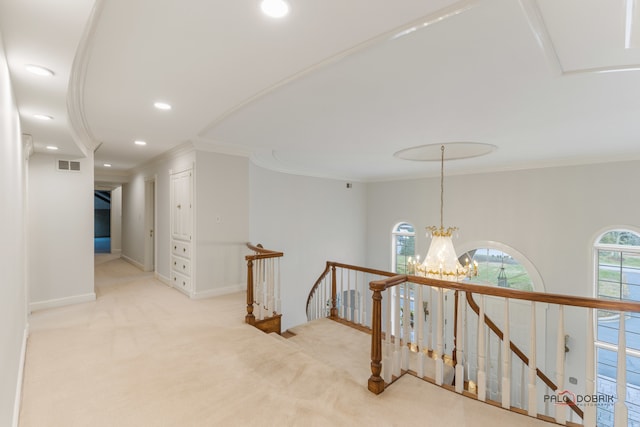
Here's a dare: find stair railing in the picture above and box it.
[245,243,283,334]
[306,261,395,327]
[367,273,640,427]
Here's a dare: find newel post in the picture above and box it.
[368,281,385,394]
[245,258,255,325]
[330,265,338,317]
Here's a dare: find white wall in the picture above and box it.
[28,153,95,310]
[110,186,122,253]
[123,149,250,297]
[121,173,146,268]
[0,32,28,427]
[195,151,249,295]
[249,164,367,330]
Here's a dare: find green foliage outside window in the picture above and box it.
[460,248,534,291]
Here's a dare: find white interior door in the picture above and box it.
[143,178,155,272]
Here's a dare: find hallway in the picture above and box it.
[19,256,554,426]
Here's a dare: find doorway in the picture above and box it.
[94,190,111,253]
[143,178,156,272]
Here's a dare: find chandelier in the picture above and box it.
[410,145,477,281]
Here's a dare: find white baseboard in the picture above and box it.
[29,292,96,312]
[121,255,144,271]
[12,325,29,427]
[154,272,172,287]
[191,283,244,300]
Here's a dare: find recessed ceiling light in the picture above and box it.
[134,140,147,146]
[45,145,58,150]
[153,101,172,110]
[34,114,53,121]
[261,0,289,18]
[104,163,112,167]
[25,64,55,77]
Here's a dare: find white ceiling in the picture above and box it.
[2,0,640,183]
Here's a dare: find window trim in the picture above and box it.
[456,240,546,293]
[592,226,640,426]
[391,221,415,274]
[592,225,640,298]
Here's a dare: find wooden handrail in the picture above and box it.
[378,273,640,313]
[245,243,283,261]
[313,261,640,312]
[305,262,332,317]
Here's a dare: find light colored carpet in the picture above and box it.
[19,256,554,426]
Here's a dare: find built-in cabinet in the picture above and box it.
[170,168,193,295]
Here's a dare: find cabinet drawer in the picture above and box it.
[171,255,191,276]
[171,271,191,292]
[171,241,191,258]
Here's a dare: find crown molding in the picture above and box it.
[66,0,105,157]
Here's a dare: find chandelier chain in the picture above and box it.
[440,145,444,230]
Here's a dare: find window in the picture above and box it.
[594,230,640,427]
[391,223,416,342]
[458,247,534,291]
[392,222,415,274]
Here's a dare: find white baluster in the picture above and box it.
[267,259,273,316]
[265,259,271,318]
[455,291,465,393]
[583,307,596,426]
[360,272,366,326]
[417,284,425,378]
[401,283,410,371]
[528,301,538,417]
[502,298,511,409]
[393,286,402,377]
[477,294,487,401]
[435,288,444,386]
[354,272,360,324]
[427,287,433,353]
[320,276,324,317]
[348,270,353,323]
[555,305,566,425]
[262,259,267,319]
[255,260,262,320]
[350,271,356,323]
[520,361,525,409]
[383,287,392,383]
[614,311,628,427]
[276,258,281,314]
[340,268,345,319]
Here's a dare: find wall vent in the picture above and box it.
[57,159,81,172]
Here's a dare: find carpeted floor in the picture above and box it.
[18,255,554,426]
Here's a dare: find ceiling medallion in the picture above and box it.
[394,142,496,162]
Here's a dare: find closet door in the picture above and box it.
[170,169,193,294]
[171,169,192,241]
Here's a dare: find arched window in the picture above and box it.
[593,229,640,427]
[457,247,534,291]
[392,222,415,274]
